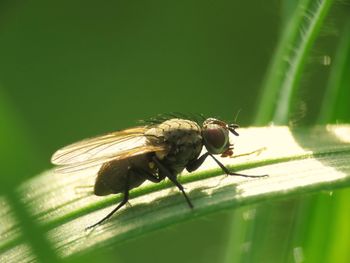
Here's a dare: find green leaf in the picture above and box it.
[1,125,350,261]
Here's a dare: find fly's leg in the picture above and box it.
[86,171,131,230]
[186,152,210,172]
[209,154,268,178]
[186,152,267,177]
[228,147,267,159]
[86,166,164,229]
[135,167,165,183]
[152,156,194,209]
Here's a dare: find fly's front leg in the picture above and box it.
[186,152,210,172]
[209,154,268,178]
[227,147,267,159]
[152,156,194,209]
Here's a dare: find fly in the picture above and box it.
[51,116,267,229]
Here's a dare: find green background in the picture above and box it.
[0,0,276,169]
[1,0,349,262]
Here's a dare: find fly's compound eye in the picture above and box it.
[202,119,230,154]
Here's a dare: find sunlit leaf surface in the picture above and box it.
[1,125,350,261]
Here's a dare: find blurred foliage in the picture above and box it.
[0,0,277,169]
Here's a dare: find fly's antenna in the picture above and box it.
[228,124,239,136]
[228,109,241,136]
[234,109,241,123]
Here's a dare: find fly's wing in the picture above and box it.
[52,127,147,165]
[51,126,167,173]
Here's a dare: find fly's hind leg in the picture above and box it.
[86,172,131,230]
[86,165,163,230]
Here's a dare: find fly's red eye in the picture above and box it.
[202,123,229,154]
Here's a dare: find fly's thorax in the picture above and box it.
[145,118,203,173]
[145,118,201,141]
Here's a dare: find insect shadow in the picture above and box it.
[85,178,245,236]
[84,191,200,234]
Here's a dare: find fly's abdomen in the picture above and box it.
[94,154,153,196]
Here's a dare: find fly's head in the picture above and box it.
[202,118,239,157]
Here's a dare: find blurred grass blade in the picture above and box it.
[323,188,350,263]
[255,0,334,125]
[0,89,59,262]
[249,1,335,262]
[1,125,350,261]
[0,89,43,189]
[318,20,350,124]
[305,16,350,263]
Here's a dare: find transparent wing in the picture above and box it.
[51,127,166,171]
[54,144,166,174]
